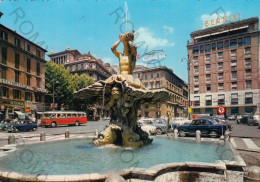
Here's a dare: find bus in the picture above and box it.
[40,111,87,127]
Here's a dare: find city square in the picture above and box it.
[0,0,260,181]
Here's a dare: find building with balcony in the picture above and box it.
[187,17,260,116]
[133,65,188,118]
[0,24,47,119]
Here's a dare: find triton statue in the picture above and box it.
[75,31,171,148]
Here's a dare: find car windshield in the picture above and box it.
[211,120,218,124]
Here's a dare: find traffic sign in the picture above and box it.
[188,107,192,113]
[217,106,225,115]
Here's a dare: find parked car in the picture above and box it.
[198,117,232,130]
[177,118,228,138]
[153,118,178,131]
[236,114,258,125]
[0,119,15,131]
[138,119,167,134]
[6,120,37,132]
[137,122,157,135]
[228,115,236,120]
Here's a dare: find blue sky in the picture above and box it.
[0,0,260,82]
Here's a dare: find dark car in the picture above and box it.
[177,118,228,138]
[0,119,14,131]
[198,117,232,130]
[153,118,178,131]
[7,120,37,132]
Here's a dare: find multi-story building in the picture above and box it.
[133,65,188,118]
[187,17,260,116]
[49,48,116,120]
[0,23,47,119]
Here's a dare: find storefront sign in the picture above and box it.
[204,13,240,28]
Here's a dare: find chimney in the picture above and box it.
[88,51,90,54]
[0,12,3,19]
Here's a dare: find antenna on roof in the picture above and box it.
[0,12,3,19]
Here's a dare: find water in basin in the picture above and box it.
[0,137,235,175]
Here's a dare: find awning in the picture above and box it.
[14,111,25,119]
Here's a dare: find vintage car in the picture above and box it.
[237,114,259,126]
[228,115,237,120]
[153,118,178,131]
[177,118,228,138]
[198,117,232,130]
[137,122,157,135]
[0,119,15,131]
[6,120,37,132]
[138,119,167,134]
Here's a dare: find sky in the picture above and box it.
[0,0,260,82]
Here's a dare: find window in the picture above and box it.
[231,82,237,90]
[36,50,41,57]
[37,62,40,76]
[27,75,31,86]
[156,81,160,88]
[150,82,153,89]
[194,85,199,91]
[218,73,224,80]
[37,78,41,87]
[231,71,237,79]
[193,46,199,55]
[218,83,224,91]
[231,94,238,105]
[205,54,211,62]
[1,47,7,64]
[1,66,7,79]
[217,42,223,50]
[231,107,239,114]
[238,38,243,47]
[144,82,148,88]
[205,95,212,106]
[27,44,30,52]
[200,45,204,53]
[1,87,9,98]
[218,94,225,106]
[245,106,254,114]
[230,50,236,57]
[206,84,211,92]
[206,74,211,82]
[194,66,199,73]
[218,52,223,60]
[230,39,237,48]
[194,76,199,83]
[156,72,160,78]
[193,56,198,64]
[27,58,31,73]
[138,73,140,78]
[151,74,153,79]
[245,47,251,56]
[15,53,20,69]
[245,80,252,89]
[13,89,21,99]
[245,92,253,104]
[1,31,8,41]
[205,64,211,71]
[205,44,211,52]
[35,94,42,102]
[194,96,200,106]
[218,62,223,70]
[245,69,251,78]
[224,40,229,48]
[231,61,237,70]
[15,38,20,47]
[212,43,216,51]
[245,58,251,67]
[25,92,32,101]
[244,36,251,46]
[144,75,147,79]
[15,71,20,83]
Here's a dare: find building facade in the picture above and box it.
[0,24,47,119]
[48,48,116,120]
[133,66,188,118]
[187,17,260,116]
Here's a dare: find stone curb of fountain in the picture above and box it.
[0,135,247,182]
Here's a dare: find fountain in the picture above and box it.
[75,31,171,148]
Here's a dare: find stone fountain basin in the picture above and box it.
[0,136,246,182]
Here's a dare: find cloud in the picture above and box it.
[102,57,113,64]
[163,26,174,34]
[201,11,231,28]
[134,27,174,49]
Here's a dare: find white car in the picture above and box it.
[140,124,157,135]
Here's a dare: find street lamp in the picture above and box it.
[52,81,59,111]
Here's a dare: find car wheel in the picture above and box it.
[156,128,162,135]
[209,131,218,138]
[51,122,57,127]
[75,121,80,126]
[179,130,186,137]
